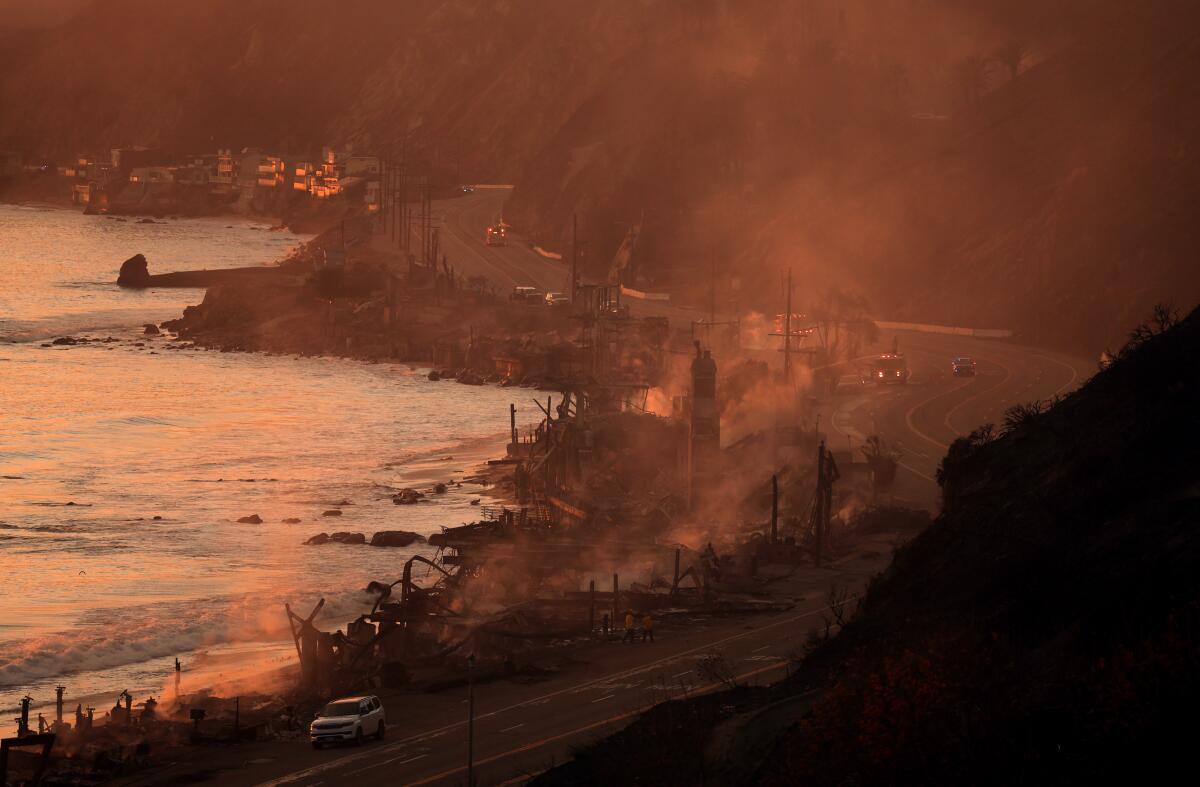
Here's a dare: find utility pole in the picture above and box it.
[710,253,717,328]
[379,157,387,235]
[814,440,825,566]
[783,268,793,385]
[466,653,476,787]
[570,213,578,300]
[770,474,779,544]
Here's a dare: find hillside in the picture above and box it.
[2,1,1198,353]
[533,304,1200,784]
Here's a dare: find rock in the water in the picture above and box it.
[51,337,78,346]
[322,509,343,517]
[333,499,353,506]
[143,323,160,336]
[304,531,369,547]
[392,489,424,505]
[282,517,302,524]
[433,482,448,494]
[427,370,441,381]
[237,514,263,524]
[369,530,425,548]
[118,254,151,288]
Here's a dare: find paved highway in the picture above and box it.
[159,552,884,787]
[815,330,1092,507]
[419,186,1092,507]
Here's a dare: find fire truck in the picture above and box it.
[867,353,910,385]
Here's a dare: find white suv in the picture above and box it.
[310,695,386,748]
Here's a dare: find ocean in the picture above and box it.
[0,204,531,720]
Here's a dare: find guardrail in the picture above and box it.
[877,320,1012,339]
[619,285,671,302]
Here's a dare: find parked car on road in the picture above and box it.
[310,695,386,748]
[952,357,977,376]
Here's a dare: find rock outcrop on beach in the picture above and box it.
[236,514,262,524]
[369,530,425,548]
[117,254,150,288]
[393,489,424,505]
[304,531,365,545]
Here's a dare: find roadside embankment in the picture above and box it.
[535,304,1200,785]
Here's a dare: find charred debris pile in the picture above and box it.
[283,295,900,699]
[531,305,1200,786]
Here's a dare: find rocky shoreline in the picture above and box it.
[153,217,581,388]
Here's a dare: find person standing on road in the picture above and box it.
[623,610,636,643]
[601,612,610,636]
[642,612,655,642]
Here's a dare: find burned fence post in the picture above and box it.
[612,573,619,626]
[17,696,31,737]
[589,580,596,635]
[771,474,779,545]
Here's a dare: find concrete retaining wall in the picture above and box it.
[620,285,671,302]
[877,320,1012,339]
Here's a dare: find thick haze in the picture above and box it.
[2,0,1198,352]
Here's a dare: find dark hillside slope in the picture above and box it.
[766,306,1200,784]
[535,306,1200,785]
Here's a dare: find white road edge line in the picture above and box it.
[255,600,856,786]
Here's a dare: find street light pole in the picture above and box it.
[467,653,476,787]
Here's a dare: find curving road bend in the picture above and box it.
[819,330,1093,507]
[421,187,1094,508]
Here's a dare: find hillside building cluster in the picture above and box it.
[0,145,381,214]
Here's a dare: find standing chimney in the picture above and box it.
[688,343,720,510]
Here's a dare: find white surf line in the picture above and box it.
[752,644,771,652]
[257,602,854,786]
[501,723,525,733]
[591,694,615,703]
